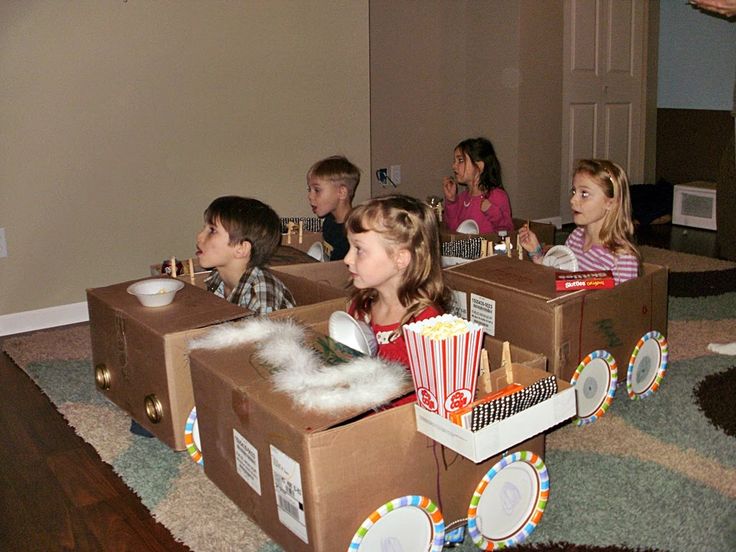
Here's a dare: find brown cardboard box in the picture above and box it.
[444,255,668,383]
[271,261,350,293]
[189,311,547,551]
[87,274,348,451]
[441,217,556,250]
[87,279,249,450]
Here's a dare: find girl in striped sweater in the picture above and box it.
[520,159,640,285]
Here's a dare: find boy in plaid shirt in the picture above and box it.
[196,196,296,314]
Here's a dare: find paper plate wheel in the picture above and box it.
[348,495,445,551]
[184,406,203,466]
[542,245,579,272]
[307,241,326,261]
[570,350,617,426]
[467,450,549,550]
[627,331,668,400]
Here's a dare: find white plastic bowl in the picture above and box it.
[307,241,326,262]
[127,278,185,307]
[328,311,378,356]
[456,219,480,234]
[542,245,579,272]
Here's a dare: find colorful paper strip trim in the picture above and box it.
[184,406,203,466]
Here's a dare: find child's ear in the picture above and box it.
[395,248,411,271]
[234,240,252,260]
[337,184,349,200]
[475,160,485,174]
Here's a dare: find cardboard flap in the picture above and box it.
[87,279,249,334]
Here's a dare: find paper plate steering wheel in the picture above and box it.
[348,495,445,551]
[467,450,549,550]
[627,331,668,400]
[570,350,617,426]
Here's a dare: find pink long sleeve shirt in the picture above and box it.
[444,188,513,234]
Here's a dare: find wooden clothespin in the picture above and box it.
[517,233,523,260]
[322,241,334,259]
[501,341,513,384]
[480,238,488,258]
[298,220,304,244]
[284,222,297,244]
[478,348,493,395]
[505,236,512,258]
[170,256,177,278]
[187,258,195,285]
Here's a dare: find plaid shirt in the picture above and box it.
[205,266,296,315]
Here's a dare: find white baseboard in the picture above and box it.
[0,301,89,337]
[533,216,563,229]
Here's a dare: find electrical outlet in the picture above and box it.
[376,168,388,186]
[0,228,7,258]
[390,165,401,185]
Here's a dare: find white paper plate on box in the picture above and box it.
[467,451,548,548]
[127,278,184,307]
[542,245,578,272]
[184,406,203,465]
[307,241,326,262]
[348,495,445,551]
[570,350,617,425]
[627,331,668,400]
[456,218,480,234]
[328,311,378,356]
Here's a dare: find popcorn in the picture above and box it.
[403,314,484,419]
[420,318,469,339]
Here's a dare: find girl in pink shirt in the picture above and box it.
[344,194,451,369]
[519,159,640,285]
[442,137,513,234]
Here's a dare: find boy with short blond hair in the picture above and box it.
[196,196,295,314]
[306,155,361,260]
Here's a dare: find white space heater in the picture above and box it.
[672,181,717,231]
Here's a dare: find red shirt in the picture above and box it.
[348,303,442,368]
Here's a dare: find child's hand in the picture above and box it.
[518,224,542,258]
[442,176,457,202]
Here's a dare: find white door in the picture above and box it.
[560,0,650,223]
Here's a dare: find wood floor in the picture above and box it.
[0,223,718,552]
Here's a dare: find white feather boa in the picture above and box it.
[189,317,410,412]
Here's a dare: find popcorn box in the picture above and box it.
[403,314,484,418]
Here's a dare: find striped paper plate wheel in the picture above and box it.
[184,406,203,466]
[467,450,549,549]
[627,330,668,400]
[348,495,445,551]
[571,350,617,426]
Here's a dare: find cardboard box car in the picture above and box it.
[444,255,668,383]
[189,301,550,552]
[271,261,350,294]
[87,274,348,451]
[441,217,556,251]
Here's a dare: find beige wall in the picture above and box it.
[369,0,564,220]
[0,1,370,315]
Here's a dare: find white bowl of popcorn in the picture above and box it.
[127,278,185,307]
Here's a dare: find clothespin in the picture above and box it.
[505,236,512,258]
[501,341,513,384]
[480,239,488,258]
[479,348,493,394]
[170,256,177,278]
[298,220,304,244]
[322,241,334,259]
[188,258,195,285]
[284,222,297,244]
[517,233,523,260]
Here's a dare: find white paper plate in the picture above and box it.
[542,245,578,272]
[184,406,203,466]
[627,331,668,400]
[328,311,378,356]
[441,256,472,268]
[348,495,445,551]
[570,350,617,425]
[456,219,480,234]
[467,451,548,548]
[307,241,326,262]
